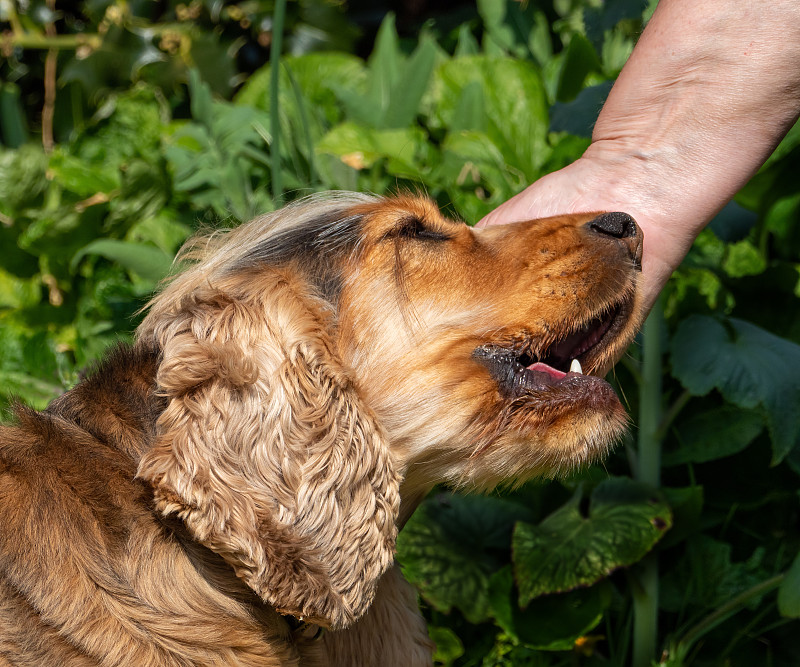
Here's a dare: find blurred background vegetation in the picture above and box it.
[2,1,800,665]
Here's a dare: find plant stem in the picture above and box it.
[269,0,287,204]
[42,0,57,152]
[5,33,103,50]
[679,574,784,652]
[654,388,691,442]
[632,300,664,667]
[637,302,663,487]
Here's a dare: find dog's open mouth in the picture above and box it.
[474,299,629,397]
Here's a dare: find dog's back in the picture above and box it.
[0,347,297,666]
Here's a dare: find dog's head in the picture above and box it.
[135,193,643,629]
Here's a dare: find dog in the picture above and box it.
[0,193,644,665]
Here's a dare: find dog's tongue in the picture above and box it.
[527,361,567,381]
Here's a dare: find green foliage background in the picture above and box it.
[2,1,800,665]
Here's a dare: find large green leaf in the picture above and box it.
[0,324,73,411]
[555,34,603,103]
[435,130,524,221]
[237,52,366,127]
[71,240,173,284]
[488,566,606,651]
[663,406,764,466]
[660,536,767,613]
[397,492,533,624]
[48,152,120,196]
[316,122,427,176]
[430,55,550,179]
[382,34,439,130]
[477,0,552,65]
[513,478,671,606]
[550,81,612,137]
[671,315,800,462]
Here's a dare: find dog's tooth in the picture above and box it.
[570,359,583,374]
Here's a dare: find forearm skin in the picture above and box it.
[481,0,800,312]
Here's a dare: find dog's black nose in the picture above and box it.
[585,212,643,268]
[588,212,638,239]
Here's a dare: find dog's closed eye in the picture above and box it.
[383,215,454,243]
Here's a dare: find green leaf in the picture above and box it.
[188,32,236,98]
[660,536,767,613]
[71,240,173,284]
[709,200,758,243]
[0,83,29,148]
[237,52,366,127]
[48,152,119,196]
[435,130,523,220]
[449,82,486,133]
[0,268,41,309]
[356,12,402,127]
[513,478,671,605]
[723,240,767,278]
[550,81,613,137]
[0,323,73,410]
[397,492,533,624]
[382,34,439,129]
[659,485,704,550]
[0,145,48,218]
[670,315,800,462]
[489,566,606,650]
[555,34,603,103]
[431,56,550,179]
[317,122,426,175]
[429,626,464,666]
[663,406,764,466]
[778,551,800,618]
[127,213,191,255]
[60,25,164,101]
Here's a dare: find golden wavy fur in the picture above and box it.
[0,193,644,665]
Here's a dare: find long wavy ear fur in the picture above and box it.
[136,267,400,629]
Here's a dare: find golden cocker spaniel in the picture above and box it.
[0,194,644,666]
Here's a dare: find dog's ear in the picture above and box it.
[136,270,399,629]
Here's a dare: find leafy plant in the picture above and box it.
[2,1,800,665]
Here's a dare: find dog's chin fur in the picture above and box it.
[0,193,644,666]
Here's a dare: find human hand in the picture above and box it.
[477,150,686,317]
[479,0,800,318]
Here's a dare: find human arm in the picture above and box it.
[479,0,800,313]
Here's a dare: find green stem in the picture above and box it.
[632,300,664,667]
[269,0,287,204]
[669,574,785,663]
[654,388,691,442]
[6,33,102,50]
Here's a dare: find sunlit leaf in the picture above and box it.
[431,56,550,179]
[429,626,464,666]
[723,240,767,278]
[72,239,173,284]
[397,492,532,624]
[513,478,671,605]
[317,122,426,174]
